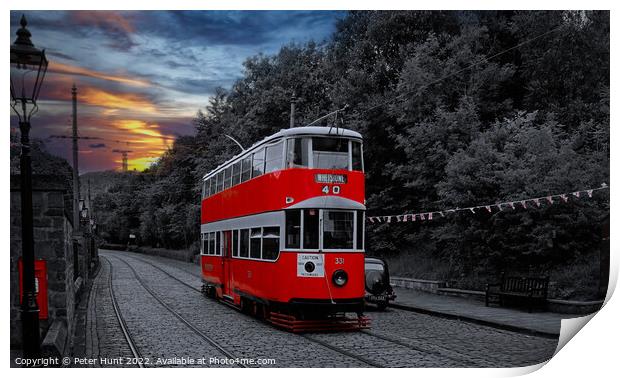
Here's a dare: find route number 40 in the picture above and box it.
[322,185,341,195]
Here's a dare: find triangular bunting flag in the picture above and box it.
[520,201,527,209]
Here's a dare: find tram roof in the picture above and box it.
[203,126,362,180]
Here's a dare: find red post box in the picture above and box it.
[18,258,48,319]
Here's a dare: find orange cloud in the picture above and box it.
[72,11,135,34]
[80,88,157,113]
[103,119,174,171]
[49,62,150,87]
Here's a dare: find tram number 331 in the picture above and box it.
[322,185,341,195]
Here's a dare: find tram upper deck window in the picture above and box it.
[224,166,233,189]
[265,141,283,174]
[232,161,241,186]
[209,177,216,196]
[241,156,252,182]
[252,149,265,178]
[286,138,310,168]
[217,171,224,193]
[312,137,349,170]
[323,210,354,249]
[352,141,363,172]
[262,227,280,261]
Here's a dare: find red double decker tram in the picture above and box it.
[200,126,369,331]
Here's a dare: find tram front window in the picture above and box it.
[312,137,350,170]
[303,209,319,249]
[286,138,310,168]
[323,210,354,249]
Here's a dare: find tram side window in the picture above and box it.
[303,209,319,249]
[286,138,310,168]
[202,233,207,254]
[250,228,262,259]
[264,141,283,174]
[224,166,233,189]
[217,171,224,193]
[215,231,221,256]
[285,210,301,248]
[208,232,215,255]
[252,149,265,178]
[232,230,239,257]
[209,177,216,196]
[262,227,280,261]
[241,156,252,182]
[352,141,363,172]
[312,137,349,170]
[323,210,354,249]
[239,229,249,258]
[232,161,242,186]
[356,210,364,250]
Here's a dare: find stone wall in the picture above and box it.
[10,175,90,353]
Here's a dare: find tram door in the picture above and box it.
[222,231,234,299]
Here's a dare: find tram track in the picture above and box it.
[118,254,389,367]
[360,329,486,366]
[108,255,249,368]
[103,257,145,368]
[300,334,386,368]
[120,254,202,293]
[110,252,497,367]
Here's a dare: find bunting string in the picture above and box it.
[366,184,609,225]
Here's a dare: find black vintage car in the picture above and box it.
[364,257,396,310]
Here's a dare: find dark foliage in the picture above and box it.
[92,11,609,299]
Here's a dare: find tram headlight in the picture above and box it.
[304,261,316,273]
[332,270,348,287]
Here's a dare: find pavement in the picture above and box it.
[389,287,570,337]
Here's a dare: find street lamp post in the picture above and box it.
[10,14,49,357]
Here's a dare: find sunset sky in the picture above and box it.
[9,11,343,172]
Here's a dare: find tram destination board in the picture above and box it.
[315,173,347,184]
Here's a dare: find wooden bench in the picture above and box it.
[485,274,549,313]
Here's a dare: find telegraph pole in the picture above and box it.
[290,93,296,128]
[71,84,80,231]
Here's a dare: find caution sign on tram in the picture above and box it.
[297,253,325,277]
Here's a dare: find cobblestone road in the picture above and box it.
[88,250,558,368]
